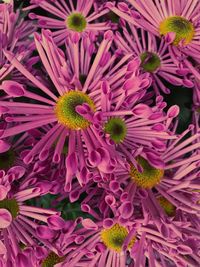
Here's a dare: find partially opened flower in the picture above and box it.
[115,25,193,94]
[27,0,111,45]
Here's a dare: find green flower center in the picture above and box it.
[66,13,87,32]
[0,149,15,170]
[157,196,176,216]
[101,223,136,253]
[55,91,95,130]
[130,157,164,189]
[140,52,161,73]
[104,117,127,144]
[42,252,65,267]
[159,16,195,46]
[0,199,19,218]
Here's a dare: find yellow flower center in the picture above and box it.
[66,12,87,32]
[159,16,195,46]
[0,199,19,218]
[101,223,136,253]
[157,196,176,216]
[55,91,95,130]
[130,157,164,189]
[42,252,65,267]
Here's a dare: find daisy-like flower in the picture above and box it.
[114,25,193,94]
[108,124,200,238]
[62,216,137,267]
[109,1,200,70]
[111,1,200,46]
[0,30,144,191]
[94,81,180,169]
[27,0,111,45]
[0,2,36,84]
[0,168,66,266]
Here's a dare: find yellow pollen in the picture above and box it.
[157,196,176,216]
[101,223,136,253]
[130,157,164,189]
[159,16,195,46]
[55,91,95,130]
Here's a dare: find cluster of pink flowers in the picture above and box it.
[0,0,200,266]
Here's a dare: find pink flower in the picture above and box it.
[26,0,111,45]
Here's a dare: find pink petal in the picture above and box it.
[167,105,180,118]
[0,185,8,201]
[0,209,12,228]
[36,225,56,239]
[15,253,30,267]
[47,215,65,230]
[82,219,98,230]
[0,140,10,153]
[132,104,152,118]
[165,32,176,44]
[0,240,6,255]
[119,201,133,219]
[0,81,25,97]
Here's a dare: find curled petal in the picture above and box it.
[36,225,56,239]
[47,215,65,230]
[82,219,98,230]
[0,209,12,229]
[0,81,25,97]
[0,185,8,201]
[0,140,10,153]
[132,104,152,118]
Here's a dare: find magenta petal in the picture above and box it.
[0,185,8,201]
[7,166,26,179]
[123,77,141,92]
[119,201,133,219]
[0,106,9,116]
[15,253,29,267]
[82,219,98,230]
[167,105,180,118]
[177,245,193,255]
[0,209,12,228]
[47,215,65,230]
[36,225,56,239]
[165,32,176,44]
[0,140,10,153]
[103,218,114,228]
[1,81,25,97]
[132,104,152,118]
[0,240,6,255]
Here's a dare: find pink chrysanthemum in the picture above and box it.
[0,30,130,191]
[27,0,111,45]
[114,25,193,94]
[109,1,200,53]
